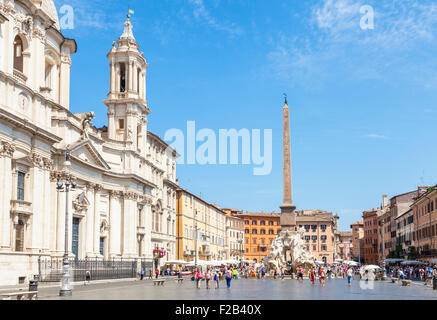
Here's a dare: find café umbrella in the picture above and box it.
[364,265,381,270]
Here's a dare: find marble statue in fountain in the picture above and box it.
[262,227,316,272]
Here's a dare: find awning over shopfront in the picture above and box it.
[164,260,188,265]
[384,259,404,262]
[401,260,428,266]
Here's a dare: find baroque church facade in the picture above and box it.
[0,0,179,285]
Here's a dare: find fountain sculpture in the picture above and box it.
[262,228,316,272]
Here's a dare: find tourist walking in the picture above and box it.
[225,269,232,289]
[214,270,220,289]
[85,270,91,285]
[155,267,160,279]
[310,268,316,285]
[297,267,303,281]
[233,268,238,280]
[320,268,326,287]
[140,268,145,281]
[280,267,285,280]
[148,269,153,280]
[425,267,432,286]
[205,269,211,289]
[195,268,203,289]
[347,267,353,287]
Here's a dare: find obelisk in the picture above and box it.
[280,94,297,231]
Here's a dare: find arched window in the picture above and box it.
[14,36,24,72]
[120,63,126,92]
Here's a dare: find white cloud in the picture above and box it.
[268,0,437,88]
[363,134,388,139]
[188,0,243,37]
[313,0,363,34]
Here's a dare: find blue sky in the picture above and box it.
[54,0,437,231]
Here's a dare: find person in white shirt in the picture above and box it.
[347,268,354,287]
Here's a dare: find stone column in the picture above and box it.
[49,172,58,253]
[115,63,120,92]
[110,61,115,93]
[131,61,135,93]
[93,184,103,256]
[27,153,44,253]
[126,62,131,92]
[59,53,72,109]
[85,183,95,257]
[108,106,115,140]
[142,72,146,100]
[42,158,53,252]
[122,192,137,257]
[109,191,122,257]
[0,142,15,251]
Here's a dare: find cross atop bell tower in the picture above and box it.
[280,94,297,231]
[103,13,150,154]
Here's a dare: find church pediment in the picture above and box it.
[68,140,111,171]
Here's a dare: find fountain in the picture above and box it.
[262,228,316,273]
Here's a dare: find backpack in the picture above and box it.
[226,272,231,280]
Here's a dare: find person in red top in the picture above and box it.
[195,268,203,289]
[319,267,326,287]
[310,268,316,285]
[155,268,160,279]
[297,267,304,281]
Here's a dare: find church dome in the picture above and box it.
[41,0,60,31]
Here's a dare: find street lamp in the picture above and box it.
[57,151,77,296]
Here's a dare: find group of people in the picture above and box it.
[193,267,238,289]
[140,261,437,290]
[389,265,437,285]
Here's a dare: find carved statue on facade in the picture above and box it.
[79,112,96,139]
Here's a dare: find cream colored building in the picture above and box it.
[296,210,339,264]
[0,0,178,285]
[225,213,244,260]
[176,190,227,262]
[350,221,364,262]
[338,232,353,261]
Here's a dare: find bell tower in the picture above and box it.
[104,13,150,154]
